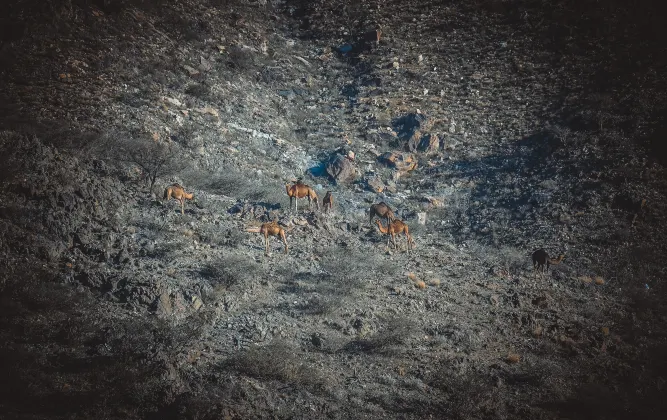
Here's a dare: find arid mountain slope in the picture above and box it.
[1,0,666,419]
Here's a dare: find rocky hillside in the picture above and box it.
[1,0,666,418]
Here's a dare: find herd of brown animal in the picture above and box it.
[164,181,566,273]
[163,180,414,256]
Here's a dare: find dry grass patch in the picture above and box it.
[222,341,326,391]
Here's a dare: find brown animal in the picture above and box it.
[375,219,414,251]
[163,183,194,215]
[369,202,395,225]
[286,182,319,211]
[532,249,565,275]
[322,191,333,213]
[246,221,288,255]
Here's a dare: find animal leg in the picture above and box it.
[281,231,288,253]
[180,199,185,215]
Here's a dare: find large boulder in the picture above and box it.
[326,153,357,184]
[393,112,430,139]
[393,112,442,153]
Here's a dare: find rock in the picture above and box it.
[153,292,172,317]
[199,56,213,72]
[393,112,430,140]
[326,153,357,184]
[417,133,441,153]
[378,151,418,174]
[115,247,130,264]
[417,212,427,225]
[183,65,199,76]
[163,97,182,107]
[195,107,219,117]
[192,295,204,311]
[365,175,384,193]
[423,196,444,208]
[406,130,423,152]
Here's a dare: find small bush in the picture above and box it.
[200,255,261,292]
[185,83,211,99]
[184,167,284,203]
[320,246,400,292]
[222,340,325,390]
[344,317,416,355]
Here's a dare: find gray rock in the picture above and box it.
[326,153,357,184]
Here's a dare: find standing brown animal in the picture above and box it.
[322,191,334,213]
[245,221,289,255]
[375,219,414,251]
[532,249,565,275]
[164,184,194,215]
[369,202,395,225]
[286,182,319,212]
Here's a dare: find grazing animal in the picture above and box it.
[246,221,288,255]
[164,183,194,215]
[369,202,395,225]
[375,219,414,251]
[322,191,334,213]
[532,249,565,275]
[285,182,319,212]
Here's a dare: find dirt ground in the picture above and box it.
[1,0,666,419]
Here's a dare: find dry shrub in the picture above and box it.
[344,317,416,355]
[199,255,260,293]
[115,135,186,193]
[506,353,521,364]
[184,167,283,203]
[222,340,325,390]
[428,365,496,420]
[320,246,400,293]
[414,280,426,289]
